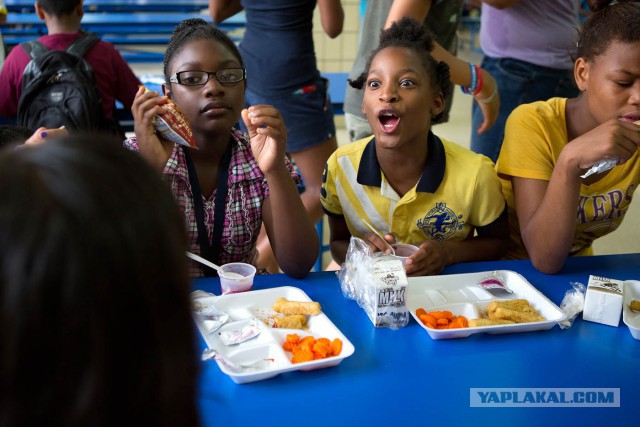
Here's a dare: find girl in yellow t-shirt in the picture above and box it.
[497,0,640,274]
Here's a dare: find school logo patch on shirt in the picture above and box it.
[417,202,465,241]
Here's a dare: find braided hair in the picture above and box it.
[349,17,452,123]
[578,0,640,61]
[163,18,244,85]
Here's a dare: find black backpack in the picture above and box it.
[17,32,109,132]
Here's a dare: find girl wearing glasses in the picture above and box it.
[127,19,318,278]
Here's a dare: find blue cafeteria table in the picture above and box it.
[193,253,640,427]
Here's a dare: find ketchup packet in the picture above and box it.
[191,290,229,333]
[141,85,197,149]
[219,319,262,345]
[580,158,618,179]
[478,271,513,297]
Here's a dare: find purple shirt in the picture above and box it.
[480,0,581,70]
[125,129,301,277]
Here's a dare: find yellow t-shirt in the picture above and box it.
[321,132,506,245]
[497,97,640,259]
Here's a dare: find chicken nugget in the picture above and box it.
[273,314,307,329]
[630,300,640,312]
[486,299,535,315]
[273,297,321,315]
[489,306,545,323]
[469,318,516,327]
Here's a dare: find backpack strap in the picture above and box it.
[65,32,100,58]
[20,41,49,61]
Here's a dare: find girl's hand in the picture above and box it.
[241,105,287,173]
[131,86,173,170]
[404,240,450,276]
[363,232,396,255]
[24,126,69,145]
[474,69,500,135]
[560,118,640,177]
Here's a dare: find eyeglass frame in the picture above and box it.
[169,68,247,86]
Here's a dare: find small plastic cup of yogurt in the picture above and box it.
[219,262,256,294]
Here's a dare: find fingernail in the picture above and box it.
[40,131,48,138]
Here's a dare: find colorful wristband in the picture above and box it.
[472,64,483,96]
[461,63,484,95]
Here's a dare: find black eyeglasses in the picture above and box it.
[169,68,246,86]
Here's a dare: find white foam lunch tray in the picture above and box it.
[406,270,566,340]
[623,280,640,340]
[193,286,355,384]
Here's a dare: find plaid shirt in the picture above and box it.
[125,129,301,277]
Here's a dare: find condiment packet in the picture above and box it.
[191,290,218,310]
[581,120,640,178]
[198,309,229,334]
[219,319,262,345]
[478,271,513,297]
[191,290,229,333]
[580,158,618,179]
[140,85,197,149]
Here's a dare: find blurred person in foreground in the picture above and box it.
[0,135,200,427]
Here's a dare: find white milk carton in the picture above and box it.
[582,275,624,327]
[366,258,409,329]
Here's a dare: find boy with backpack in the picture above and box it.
[0,0,140,134]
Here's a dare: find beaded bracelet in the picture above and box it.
[476,86,498,104]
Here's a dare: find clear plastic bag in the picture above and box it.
[559,281,586,329]
[337,236,409,329]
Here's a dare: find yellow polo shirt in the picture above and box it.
[321,132,506,245]
[497,97,640,259]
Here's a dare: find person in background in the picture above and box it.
[0,1,7,70]
[344,0,500,143]
[0,135,200,427]
[470,0,582,162]
[209,0,343,273]
[127,19,318,278]
[496,0,640,274]
[0,0,140,129]
[322,18,509,276]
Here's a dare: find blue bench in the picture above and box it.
[2,11,246,62]
[3,11,245,33]
[5,0,210,13]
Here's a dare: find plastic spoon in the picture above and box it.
[201,348,274,371]
[186,252,244,279]
[361,219,395,255]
